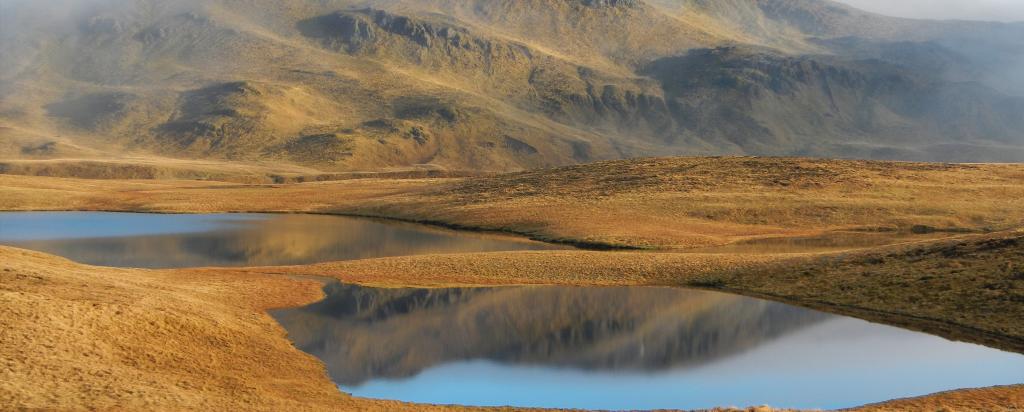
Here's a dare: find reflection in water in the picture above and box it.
[273,284,1024,410]
[5,212,1022,409]
[273,284,829,385]
[0,212,566,268]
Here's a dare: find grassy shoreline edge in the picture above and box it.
[2,157,1023,411]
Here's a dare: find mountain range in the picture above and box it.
[2,0,1023,172]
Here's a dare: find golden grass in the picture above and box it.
[234,230,1024,354]
[3,156,1024,410]
[239,250,789,288]
[0,246,816,412]
[0,247,345,411]
[852,385,1024,412]
[3,243,1023,411]
[0,247,524,411]
[3,157,1023,249]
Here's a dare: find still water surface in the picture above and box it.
[273,283,1024,410]
[2,212,1021,409]
[0,212,565,268]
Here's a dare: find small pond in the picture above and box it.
[273,283,1024,410]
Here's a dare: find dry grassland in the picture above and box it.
[3,157,1023,249]
[2,157,1024,411]
[4,242,1023,411]
[0,247,813,412]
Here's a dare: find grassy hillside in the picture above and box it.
[8,243,1023,411]
[2,0,1023,173]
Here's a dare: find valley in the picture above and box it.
[2,0,1024,410]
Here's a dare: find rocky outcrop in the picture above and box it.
[581,0,641,8]
[9,0,1024,171]
[45,92,134,130]
[642,47,1024,155]
[299,8,672,137]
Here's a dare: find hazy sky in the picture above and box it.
[835,0,1024,22]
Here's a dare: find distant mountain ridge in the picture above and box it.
[1,0,1023,172]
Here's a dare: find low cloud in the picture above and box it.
[835,0,1024,22]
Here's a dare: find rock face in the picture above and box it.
[581,0,641,8]
[641,47,1024,157]
[299,8,673,140]
[2,0,1024,170]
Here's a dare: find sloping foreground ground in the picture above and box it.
[2,157,1024,410]
[3,237,1024,411]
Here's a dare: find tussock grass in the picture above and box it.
[3,156,1024,410]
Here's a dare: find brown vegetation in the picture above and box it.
[0,247,347,411]
[243,230,1024,354]
[5,245,1023,411]
[852,385,1024,412]
[4,0,1024,171]
[2,156,1024,410]
[3,157,1023,249]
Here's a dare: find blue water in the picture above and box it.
[4,212,1021,409]
[272,283,1024,410]
[344,318,1024,410]
[0,212,261,241]
[0,212,566,268]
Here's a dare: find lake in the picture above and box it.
[0,212,565,268]
[273,283,1024,410]
[2,212,1021,410]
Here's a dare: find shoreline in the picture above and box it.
[3,242,1023,411]
[0,209,630,251]
[3,157,1023,410]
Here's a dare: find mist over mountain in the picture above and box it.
[834,0,1024,22]
[2,0,1023,172]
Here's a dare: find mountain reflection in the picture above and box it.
[272,283,832,386]
[5,214,564,268]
